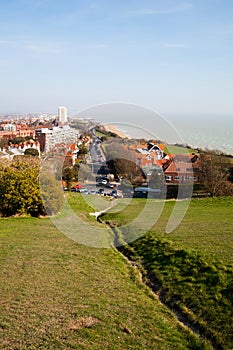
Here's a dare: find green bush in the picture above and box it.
[0,158,62,217]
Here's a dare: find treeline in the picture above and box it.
[0,157,62,217]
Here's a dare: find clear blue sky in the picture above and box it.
[0,0,233,114]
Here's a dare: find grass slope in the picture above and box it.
[0,196,208,349]
[101,197,233,265]
[164,144,196,154]
[101,197,233,349]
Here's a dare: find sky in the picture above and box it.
[0,0,233,115]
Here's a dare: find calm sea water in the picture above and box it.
[112,114,233,155]
[166,113,233,155]
[78,105,233,155]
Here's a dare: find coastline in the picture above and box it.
[100,117,233,156]
[104,124,130,139]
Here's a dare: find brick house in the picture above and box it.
[163,154,199,183]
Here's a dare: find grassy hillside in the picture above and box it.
[164,144,196,154]
[101,197,233,349]
[0,195,209,349]
[101,197,233,265]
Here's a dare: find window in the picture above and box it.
[165,175,172,181]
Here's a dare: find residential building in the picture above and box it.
[3,123,16,132]
[129,142,165,168]
[63,143,79,166]
[0,128,35,141]
[163,154,199,183]
[0,140,40,159]
[36,126,78,153]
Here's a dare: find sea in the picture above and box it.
[118,113,233,155]
[78,105,233,155]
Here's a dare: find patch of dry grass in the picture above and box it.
[69,316,100,330]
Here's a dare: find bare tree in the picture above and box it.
[199,150,233,197]
[105,141,144,182]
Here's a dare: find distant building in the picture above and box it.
[133,143,165,168]
[163,154,199,183]
[0,127,35,141]
[63,143,79,166]
[36,125,78,153]
[58,106,68,124]
[0,140,40,159]
[3,123,16,132]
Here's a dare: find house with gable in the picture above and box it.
[163,154,199,183]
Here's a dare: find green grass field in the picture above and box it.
[101,197,233,265]
[164,144,196,154]
[0,194,210,349]
[101,197,233,349]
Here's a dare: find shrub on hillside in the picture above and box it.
[0,158,62,217]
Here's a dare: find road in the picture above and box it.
[82,127,122,197]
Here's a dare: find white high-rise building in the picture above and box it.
[36,125,78,153]
[58,106,68,123]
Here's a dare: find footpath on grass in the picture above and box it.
[89,198,115,218]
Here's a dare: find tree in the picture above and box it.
[199,151,233,197]
[9,137,25,144]
[228,166,233,183]
[0,138,7,149]
[107,158,143,182]
[62,166,74,190]
[78,163,93,182]
[0,159,45,217]
[73,163,80,181]
[39,166,64,216]
[78,143,88,156]
[149,169,165,188]
[24,148,39,157]
[0,157,63,217]
[105,141,144,183]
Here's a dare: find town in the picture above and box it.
[0,106,221,201]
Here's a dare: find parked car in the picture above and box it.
[122,190,134,198]
[110,190,118,198]
[79,188,88,194]
[97,188,104,195]
[71,187,78,192]
[88,189,96,195]
[71,184,84,190]
[101,179,108,185]
[106,183,114,188]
